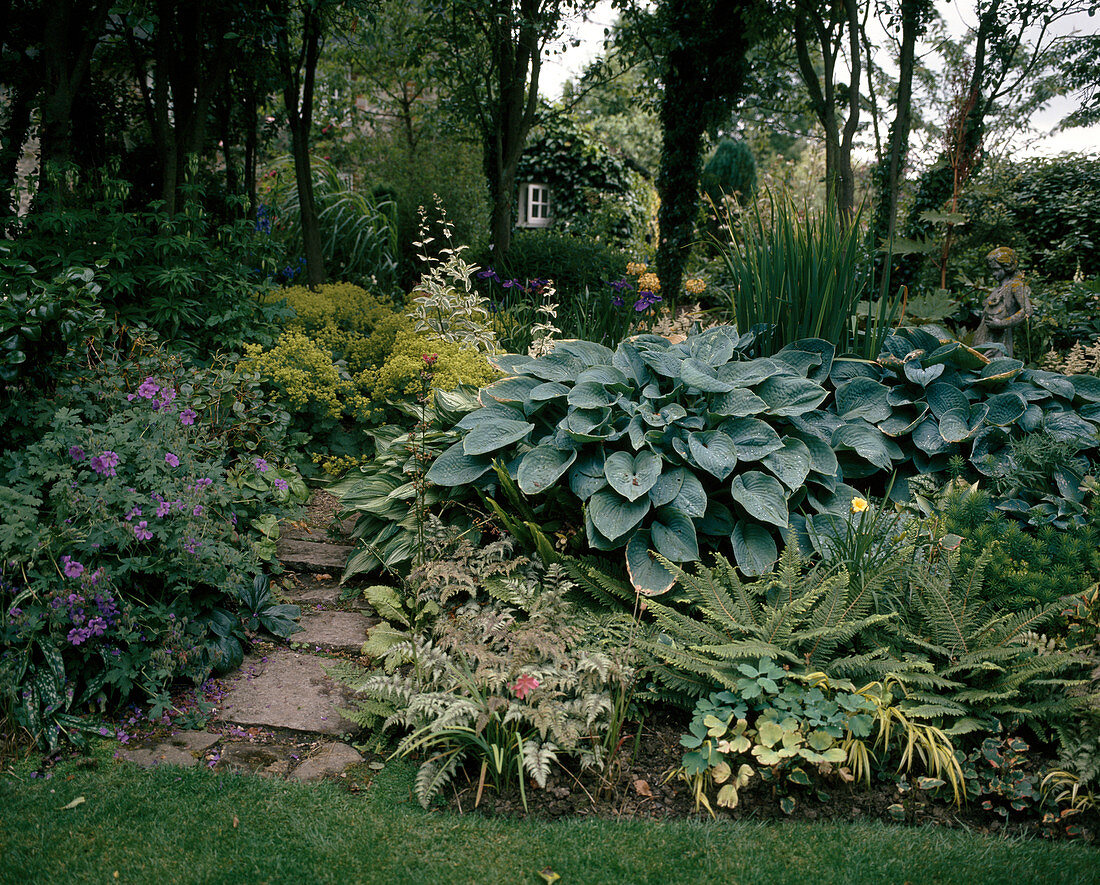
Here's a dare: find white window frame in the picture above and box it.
[519,182,552,228]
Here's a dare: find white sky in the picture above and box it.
[539,0,1100,159]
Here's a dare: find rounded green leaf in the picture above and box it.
[753,374,828,417]
[902,359,944,387]
[626,528,677,596]
[985,392,1026,427]
[649,467,685,507]
[604,450,662,502]
[462,418,535,456]
[911,417,952,456]
[652,507,699,562]
[835,377,892,423]
[938,404,988,443]
[529,381,570,402]
[568,381,616,409]
[698,500,736,536]
[730,471,789,528]
[761,438,812,490]
[672,470,708,518]
[588,488,650,541]
[481,376,542,403]
[925,382,970,420]
[709,388,769,417]
[720,417,783,461]
[731,521,778,576]
[569,451,607,499]
[425,440,494,486]
[687,431,738,480]
[1070,374,1100,403]
[517,445,577,494]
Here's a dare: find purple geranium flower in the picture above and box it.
[90,451,120,477]
[137,377,160,399]
[133,521,153,541]
[253,457,270,473]
[68,445,85,462]
[156,501,171,518]
[180,408,197,426]
[192,505,204,517]
[477,268,499,282]
[61,555,84,579]
[272,478,289,492]
[165,452,179,468]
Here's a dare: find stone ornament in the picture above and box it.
[973,246,1032,358]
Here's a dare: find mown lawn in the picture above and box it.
[1,748,1095,885]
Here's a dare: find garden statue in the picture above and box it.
[973,246,1032,358]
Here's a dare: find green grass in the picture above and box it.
[1,749,1095,885]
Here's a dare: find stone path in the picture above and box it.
[119,491,382,782]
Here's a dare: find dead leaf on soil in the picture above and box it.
[61,796,85,810]
[634,779,654,798]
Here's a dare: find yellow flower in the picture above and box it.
[637,271,661,292]
[684,278,707,295]
[626,261,648,276]
[851,497,869,514]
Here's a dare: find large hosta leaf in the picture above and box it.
[753,374,828,417]
[902,359,944,387]
[626,528,676,596]
[832,421,901,471]
[681,358,736,393]
[731,521,778,576]
[671,469,708,518]
[568,381,617,409]
[588,489,650,540]
[985,392,1026,427]
[604,450,662,501]
[730,472,789,527]
[687,431,738,480]
[911,417,953,456]
[1043,410,1099,444]
[925,382,970,419]
[651,507,700,561]
[569,451,607,499]
[761,438,812,490]
[481,376,542,403]
[462,417,535,456]
[835,377,892,423]
[517,446,577,494]
[938,404,989,443]
[425,440,493,486]
[709,388,769,417]
[720,417,784,461]
[649,467,685,507]
[1070,374,1100,403]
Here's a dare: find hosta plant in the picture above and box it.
[426,329,862,592]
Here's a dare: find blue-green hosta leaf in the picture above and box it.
[681,358,736,392]
[985,392,1026,427]
[568,450,607,499]
[925,340,988,370]
[517,446,578,494]
[911,417,952,456]
[576,365,632,390]
[753,374,828,417]
[425,440,493,486]
[489,353,537,374]
[480,376,542,403]
[554,339,616,367]
[588,489,650,541]
[781,339,835,382]
[652,507,699,561]
[568,381,617,409]
[688,326,738,366]
[626,528,677,596]
[761,438,812,490]
[720,417,784,461]
[829,358,880,386]
[938,404,989,443]
[708,387,769,417]
[638,347,683,377]
[613,340,651,385]
[627,415,646,450]
[835,377,892,423]
[718,359,783,386]
[672,469,708,518]
[687,431,738,480]
[925,381,970,420]
[1028,370,1075,400]
[455,404,525,429]
[605,450,662,501]
[831,421,902,471]
[789,431,839,479]
[731,521,778,576]
[529,381,570,402]
[1019,403,1044,432]
[659,403,688,424]
[462,418,535,456]
[698,500,736,536]
[649,467,685,507]
[730,472,789,528]
[564,407,613,441]
[1070,374,1100,403]
[971,426,1008,475]
[902,359,944,387]
[877,405,930,438]
[1042,410,1099,445]
[980,357,1024,382]
[773,349,823,378]
[584,508,621,550]
[525,351,585,382]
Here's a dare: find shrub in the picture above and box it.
[701,139,757,208]
[485,229,628,304]
[0,352,308,750]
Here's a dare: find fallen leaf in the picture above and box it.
[538,869,561,884]
[314,573,332,582]
[232,815,239,828]
[838,767,855,783]
[633,778,654,798]
[61,796,85,810]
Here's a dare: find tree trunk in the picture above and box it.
[0,79,34,222]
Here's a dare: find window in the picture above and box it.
[519,182,552,228]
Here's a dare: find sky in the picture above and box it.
[538,0,1100,159]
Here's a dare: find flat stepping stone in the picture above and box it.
[276,537,353,574]
[290,741,363,782]
[217,649,358,735]
[216,742,300,778]
[294,610,377,654]
[117,730,221,768]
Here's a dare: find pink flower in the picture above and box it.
[165,452,179,468]
[133,521,153,541]
[511,674,540,700]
